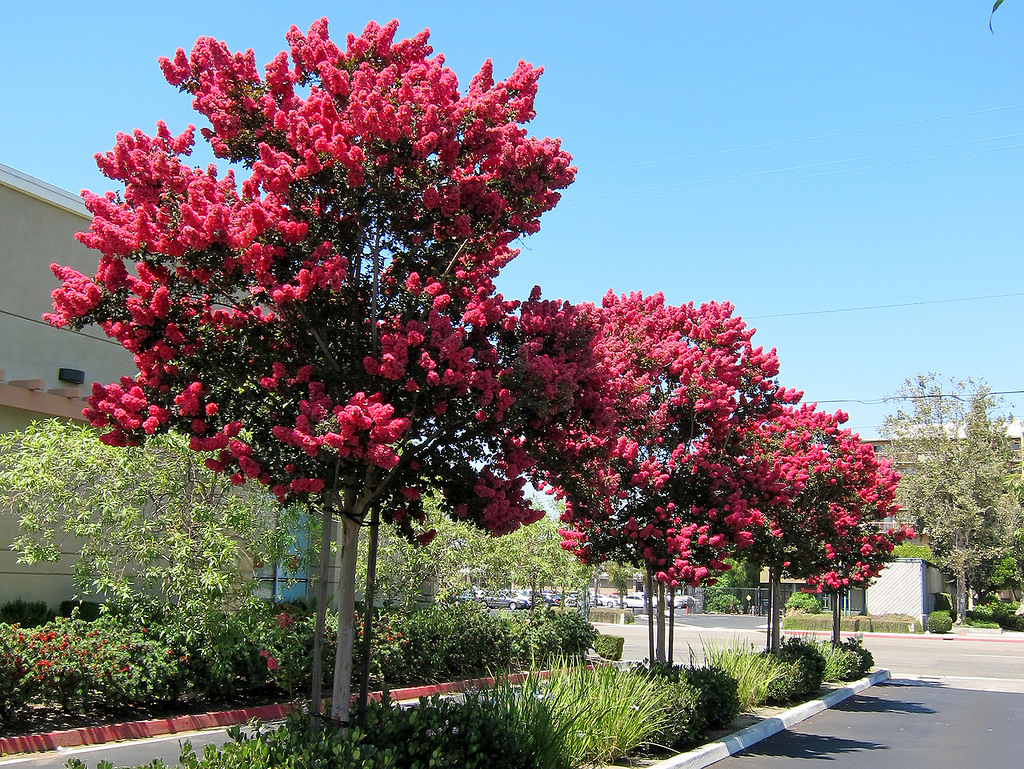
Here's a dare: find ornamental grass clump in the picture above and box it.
[532,662,670,766]
[701,640,789,711]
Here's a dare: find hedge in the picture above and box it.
[588,608,635,624]
[593,634,625,660]
[782,613,922,633]
[0,602,597,726]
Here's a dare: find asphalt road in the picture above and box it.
[601,617,1024,684]
[716,678,1024,768]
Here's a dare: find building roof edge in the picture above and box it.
[0,163,90,219]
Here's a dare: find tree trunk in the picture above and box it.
[330,514,363,726]
[655,580,666,663]
[769,569,782,652]
[646,567,655,664]
[956,568,968,625]
[668,585,676,666]
[309,496,335,719]
[832,590,841,645]
[356,505,380,723]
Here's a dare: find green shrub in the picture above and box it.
[364,691,555,769]
[927,610,953,634]
[934,593,956,621]
[703,585,739,614]
[651,678,705,750]
[681,666,740,730]
[968,602,1024,632]
[770,638,825,700]
[784,592,822,614]
[593,634,625,660]
[0,599,53,628]
[820,639,873,681]
[763,657,805,704]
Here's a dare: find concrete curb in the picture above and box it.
[646,669,890,769]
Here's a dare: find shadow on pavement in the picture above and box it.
[833,692,937,715]
[738,733,888,760]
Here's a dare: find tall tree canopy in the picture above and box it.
[46,18,610,724]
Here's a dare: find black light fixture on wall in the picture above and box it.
[58,368,86,385]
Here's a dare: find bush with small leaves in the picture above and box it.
[820,638,873,681]
[927,610,953,634]
[784,592,822,615]
[0,599,53,628]
[593,634,625,660]
[765,638,825,702]
[680,666,741,730]
[651,678,705,750]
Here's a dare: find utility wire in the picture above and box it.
[580,103,1024,174]
[0,307,122,347]
[747,292,1024,320]
[570,132,1024,203]
[814,390,1024,406]
[565,141,1024,210]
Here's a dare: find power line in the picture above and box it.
[570,132,1024,203]
[564,141,1024,210]
[814,390,1024,406]
[747,292,1024,320]
[580,103,1024,174]
[0,307,122,347]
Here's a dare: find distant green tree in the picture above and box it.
[0,420,302,615]
[882,375,1023,622]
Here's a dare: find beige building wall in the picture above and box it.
[0,163,135,607]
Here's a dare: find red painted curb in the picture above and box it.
[0,702,296,756]
[0,668,574,756]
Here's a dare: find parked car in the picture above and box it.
[484,590,530,610]
[622,593,647,610]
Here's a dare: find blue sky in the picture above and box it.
[2,2,1021,437]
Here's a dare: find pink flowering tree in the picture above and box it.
[804,447,909,644]
[746,404,907,648]
[46,18,611,725]
[558,291,795,662]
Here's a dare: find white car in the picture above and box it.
[622,593,647,610]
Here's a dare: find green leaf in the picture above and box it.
[991,0,1007,32]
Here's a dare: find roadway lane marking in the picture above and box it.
[959,654,1024,659]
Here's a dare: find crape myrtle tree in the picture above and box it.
[747,404,906,649]
[45,18,613,725]
[559,291,796,662]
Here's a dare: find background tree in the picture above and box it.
[882,375,1021,623]
[0,419,302,614]
[45,18,609,725]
